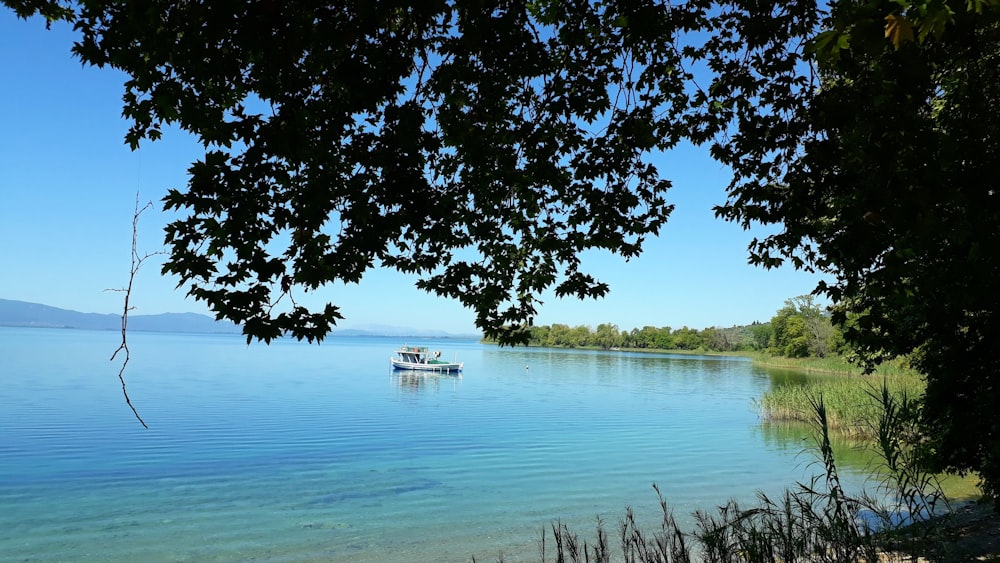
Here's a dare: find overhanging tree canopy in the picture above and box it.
[23,0,705,344]
[3,0,825,345]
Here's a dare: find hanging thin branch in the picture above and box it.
[108,194,162,428]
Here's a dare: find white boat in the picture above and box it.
[391,345,463,373]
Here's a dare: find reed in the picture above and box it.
[748,353,916,377]
[758,370,925,439]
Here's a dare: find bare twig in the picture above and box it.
[107,193,163,428]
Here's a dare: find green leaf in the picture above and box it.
[884,14,915,49]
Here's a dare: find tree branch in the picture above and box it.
[107,193,162,428]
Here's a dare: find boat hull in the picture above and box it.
[390,358,464,373]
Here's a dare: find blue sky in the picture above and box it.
[0,11,825,335]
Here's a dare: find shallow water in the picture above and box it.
[0,328,867,561]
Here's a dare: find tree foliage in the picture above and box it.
[7,0,1000,496]
[512,296,839,356]
[768,295,839,358]
[708,0,1000,496]
[516,321,769,353]
[9,0,701,344]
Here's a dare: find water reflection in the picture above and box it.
[762,366,812,387]
[480,347,755,385]
[755,420,876,478]
[393,371,462,393]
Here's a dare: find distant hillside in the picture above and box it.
[0,299,479,338]
[0,299,241,334]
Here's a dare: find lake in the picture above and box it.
[0,327,869,562]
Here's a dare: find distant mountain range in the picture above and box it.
[0,298,241,334]
[0,298,477,338]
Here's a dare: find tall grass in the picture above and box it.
[476,387,951,563]
[758,370,925,439]
[749,353,915,377]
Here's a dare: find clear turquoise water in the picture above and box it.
[0,327,865,562]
